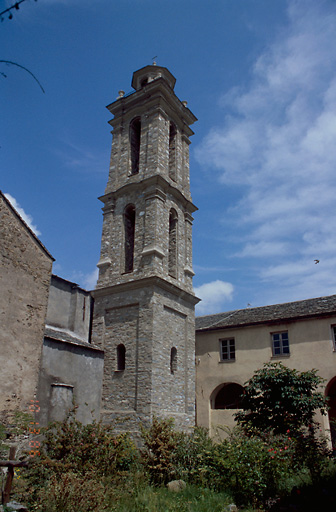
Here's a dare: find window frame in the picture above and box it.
[219,338,236,362]
[271,331,290,357]
[331,325,336,351]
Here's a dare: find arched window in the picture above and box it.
[124,204,136,273]
[169,122,177,181]
[212,383,244,410]
[168,209,178,278]
[129,117,141,175]
[116,344,126,371]
[170,347,177,374]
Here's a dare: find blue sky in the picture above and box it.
[1,0,336,315]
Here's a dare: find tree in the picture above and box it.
[235,362,328,435]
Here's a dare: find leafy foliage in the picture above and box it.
[10,411,336,511]
[140,416,178,484]
[235,362,327,435]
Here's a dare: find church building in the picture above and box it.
[1,64,336,445]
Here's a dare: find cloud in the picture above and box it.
[195,0,336,302]
[194,280,234,316]
[4,193,41,237]
[82,268,99,290]
[54,141,108,175]
[70,268,98,290]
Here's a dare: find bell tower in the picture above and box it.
[92,64,198,433]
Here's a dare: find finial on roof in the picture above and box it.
[152,55,158,66]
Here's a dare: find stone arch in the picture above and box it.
[210,382,244,410]
[326,377,336,448]
[129,117,141,175]
[168,208,178,278]
[169,122,177,181]
[116,344,126,371]
[124,204,136,273]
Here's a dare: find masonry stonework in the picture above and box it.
[92,65,199,434]
[0,192,53,421]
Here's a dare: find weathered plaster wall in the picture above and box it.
[0,193,53,421]
[37,337,104,426]
[46,275,93,341]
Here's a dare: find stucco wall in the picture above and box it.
[0,193,53,421]
[46,275,93,341]
[37,337,104,426]
[196,316,336,438]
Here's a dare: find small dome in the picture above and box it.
[131,65,176,91]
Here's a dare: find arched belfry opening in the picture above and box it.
[211,383,244,410]
[124,204,136,273]
[169,122,177,181]
[129,117,141,175]
[168,209,178,278]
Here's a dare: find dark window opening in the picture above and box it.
[140,78,148,87]
[272,331,290,356]
[213,383,244,410]
[170,347,177,374]
[220,338,235,361]
[124,205,136,273]
[130,117,141,175]
[168,209,177,278]
[116,344,126,371]
[169,122,177,181]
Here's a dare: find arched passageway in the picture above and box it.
[326,377,336,448]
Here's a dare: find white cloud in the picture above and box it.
[194,280,234,316]
[82,268,99,290]
[55,142,108,175]
[195,0,336,302]
[70,268,98,290]
[4,193,41,237]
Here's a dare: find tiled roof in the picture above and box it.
[195,295,336,332]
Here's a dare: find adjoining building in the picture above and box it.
[195,296,336,444]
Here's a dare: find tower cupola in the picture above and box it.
[131,64,176,91]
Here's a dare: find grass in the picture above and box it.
[107,485,234,512]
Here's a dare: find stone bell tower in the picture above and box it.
[91,64,198,433]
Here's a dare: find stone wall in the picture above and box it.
[92,279,196,434]
[0,192,53,421]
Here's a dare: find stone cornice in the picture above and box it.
[92,275,200,306]
[99,174,198,214]
[107,78,197,136]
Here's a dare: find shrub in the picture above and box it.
[33,472,108,512]
[235,362,327,436]
[140,416,178,484]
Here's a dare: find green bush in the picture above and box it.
[40,415,138,476]
[212,429,297,507]
[140,416,178,484]
[32,472,109,512]
[235,362,327,436]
